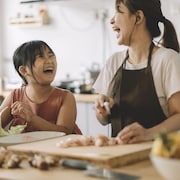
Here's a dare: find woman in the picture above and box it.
[0,40,81,134]
[93,0,180,143]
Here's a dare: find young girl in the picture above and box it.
[0,40,82,134]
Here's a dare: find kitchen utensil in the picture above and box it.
[60,158,140,180]
[150,154,180,180]
[103,102,111,114]
[0,107,12,135]
[0,131,65,146]
[88,62,100,83]
[0,95,4,105]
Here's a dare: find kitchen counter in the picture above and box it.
[74,93,98,102]
[0,159,163,180]
[1,90,98,103]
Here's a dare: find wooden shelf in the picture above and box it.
[20,0,44,3]
[9,16,49,27]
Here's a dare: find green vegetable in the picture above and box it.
[8,124,27,135]
[0,124,27,137]
[0,127,9,137]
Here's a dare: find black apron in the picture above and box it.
[107,43,166,137]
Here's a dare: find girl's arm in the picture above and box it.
[55,91,77,134]
[0,93,13,127]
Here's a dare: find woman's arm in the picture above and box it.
[147,91,180,136]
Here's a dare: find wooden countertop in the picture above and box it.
[0,159,163,180]
[74,93,98,102]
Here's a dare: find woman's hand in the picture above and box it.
[94,94,115,125]
[95,94,115,116]
[116,122,153,144]
[11,101,34,122]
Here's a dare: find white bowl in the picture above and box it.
[150,154,180,180]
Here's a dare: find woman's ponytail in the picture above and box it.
[162,18,180,53]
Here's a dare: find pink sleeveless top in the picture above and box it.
[10,86,82,134]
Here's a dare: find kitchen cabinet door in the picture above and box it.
[76,102,110,137]
[76,102,88,135]
[87,103,110,137]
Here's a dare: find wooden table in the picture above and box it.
[0,134,164,180]
[118,160,163,180]
[0,159,163,180]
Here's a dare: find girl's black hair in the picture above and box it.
[115,0,180,52]
[13,40,55,85]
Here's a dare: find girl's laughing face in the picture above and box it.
[27,47,57,85]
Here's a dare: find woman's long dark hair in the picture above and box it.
[115,0,180,52]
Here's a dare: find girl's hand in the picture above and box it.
[116,122,153,144]
[11,101,33,122]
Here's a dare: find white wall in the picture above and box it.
[1,0,180,86]
[0,0,3,77]
[161,0,180,41]
[1,0,119,85]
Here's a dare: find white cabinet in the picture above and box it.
[76,102,88,135]
[76,102,110,137]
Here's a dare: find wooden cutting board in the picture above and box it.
[7,134,152,168]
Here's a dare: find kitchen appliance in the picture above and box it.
[58,79,94,94]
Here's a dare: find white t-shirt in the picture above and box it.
[93,47,180,117]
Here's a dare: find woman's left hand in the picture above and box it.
[116,122,153,144]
